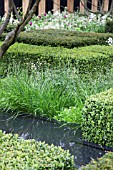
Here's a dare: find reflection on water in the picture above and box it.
[0,112,108,168]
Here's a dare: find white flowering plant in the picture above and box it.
[106,37,113,46]
[24,9,109,32]
[0,9,111,33]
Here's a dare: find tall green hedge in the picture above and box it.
[1,43,113,76]
[0,130,74,170]
[81,88,113,147]
[1,29,113,48]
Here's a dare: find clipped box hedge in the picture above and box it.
[1,42,113,76]
[81,151,113,170]
[81,88,113,147]
[1,29,113,48]
[0,130,74,170]
[13,30,113,48]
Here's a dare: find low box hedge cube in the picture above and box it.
[81,88,113,147]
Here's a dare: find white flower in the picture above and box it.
[9,13,14,24]
[89,13,96,19]
[106,37,113,46]
[53,11,60,16]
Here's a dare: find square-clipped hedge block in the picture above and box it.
[81,88,113,147]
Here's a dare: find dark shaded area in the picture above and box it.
[87,0,92,10]
[60,0,67,11]
[109,0,112,10]
[97,0,102,11]
[0,112,110,168]
[46,0,53,13]
[31,0,38,15]
[74,0,80,11]
[13,0,22,8]
[0,0,4,17]
[13,0,22,19]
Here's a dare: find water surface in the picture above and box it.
[0,112,108,168]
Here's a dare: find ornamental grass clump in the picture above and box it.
[0,130,74,169]
[1,66,113,124]
[0,68,84,122]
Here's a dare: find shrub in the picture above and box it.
[0,130,74,170]
[1,29,113,48]
[80,151,113,170]
[1,42,113,76]
[81,88,113,147]
[105,20,113,33]
[16,30,113,48]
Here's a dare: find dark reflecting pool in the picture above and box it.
[0,112,110,168]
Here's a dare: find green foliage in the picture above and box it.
[12,30,113,47]
[1,29,113,48]
[1,42,113,76]
[81,88,113,147]
[105,19,113,33]
[0,130,74,170]
[1,67,113,124]
[80,151,113,170]
[4,24,16,33]
[0,68,82,120]
[54,106,83,124]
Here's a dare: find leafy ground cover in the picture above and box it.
[0,130,74,170]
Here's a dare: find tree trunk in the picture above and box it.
[0,29,16,57]
[0,0,41,59]
[0,0,13,36]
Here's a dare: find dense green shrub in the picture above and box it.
[1,42,113,76]
[1,29,113,48]
[81,88,113,147]
[16,30,113,48]
[0,130,74,170]
[105,20,113,33]
[80,151,113,170]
